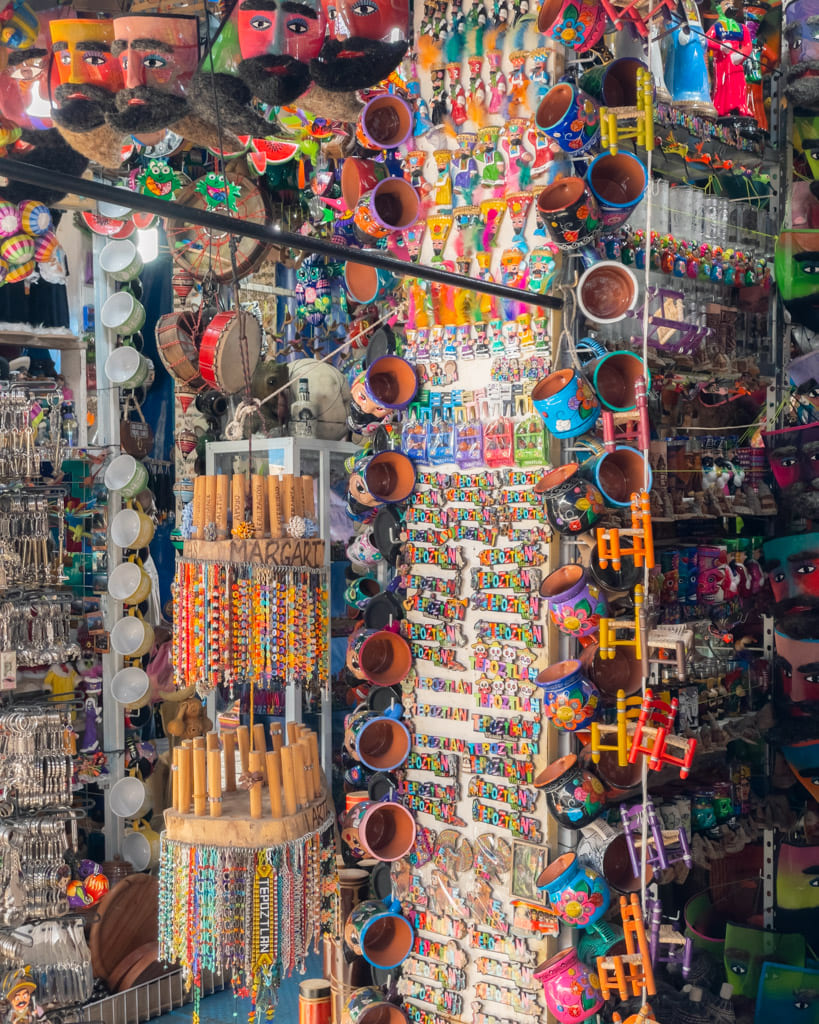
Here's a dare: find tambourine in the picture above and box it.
[155,311,205,390]
[199,311,262,395]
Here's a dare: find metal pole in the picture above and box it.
[0,156,563,310]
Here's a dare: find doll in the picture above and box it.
[487,50,507,114]
[706,2,754,118]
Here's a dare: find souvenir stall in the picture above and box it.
[0,0,817,1023]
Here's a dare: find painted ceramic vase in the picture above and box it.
[537,177,602,250]
[586,150,648,229]
[533,948,604,1023]
[344,899,414,969]
[535,754,606,829]
[537,852,611,929]
[532,368,601,438]
[535,82,600,154]
[536,659,600,732]
[537,0,608,52]
[535,462,605,535]
[539,563,608,637]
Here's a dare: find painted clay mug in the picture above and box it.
[532,367,601,438]
[344,704,412,771]
[534,947,604,1023]
[537,852,611,929]
[344,898,414,969]
[535,462,605,535]
[537,0,608,52]
[536,659,600,732]
[535,82,600,154]
[585,150,648,229]
[539,563,608,637]
[536,177,602,250]
[535,754,606,829]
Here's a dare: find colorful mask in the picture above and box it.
[107,15,198,134]
[775,630,819,703]
[795,115,819,180]
[50,18,122,131]
[310,0,409,92]
[775,230,819,332]
[756,962,819,1019]
[724,924,806,1000]
[0,8,64,131]
[763,533,819,616]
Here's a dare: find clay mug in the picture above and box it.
[356,94,414,151]
[574,818,651,893]
[535,82,600,154]
[533,947,604,1023]
[579,445,652,508]
[579,57,647,106]
[344,899,414,969]
[576,259,639,324]
[532,367,601,438]
[535,462,606,535]
[353,177,420,242]
[536,659,600,732]
[536,177,602,250]
[341,157,390,208]
[539,563,608,638]
[537,851,610,929]
[537,0,608,52]
[586,150,648,229]
[344,705,412,771]
[535,754,606,829]
[583,350,649,412]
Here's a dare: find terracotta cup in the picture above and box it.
[537,0,608,51]
[535,82,600,154]
[341,157,390,208]
[345,707,412,771]
[365,356,418,410]
[537,177,601,250]
[585,351,649,412]
[579,57,647,106]
[576,261,638,324]
[579,445,652,508]
[359,629,413,686]
[535,462,606,535]
[344,899,414,969]
[345,986,407,1024]
[579,643,644,698]
[575,819,652,893]
[345,260,397,304]
[532,367,601,438]
[586,150,648,229]
[535,753,606,830]
[356,95,414,150]
[536,851,610,929]
[354,178,420,242]
[539,563,608,638]
[535,659,600,732]
[365,451,416,504]
[357,801,417,862]
[534,948,604,1023]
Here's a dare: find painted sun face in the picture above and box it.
[50,18,122,92]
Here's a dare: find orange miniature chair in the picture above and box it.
[613,1005,661,1024]
[596,894,657,1001]
[596,491,655,572]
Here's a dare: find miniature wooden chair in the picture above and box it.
[597,894,657,1001]
[599,68,655,153]
[612,1005,662,1024]
[645,624,693,681]
[627,689,697,779]
[620,801,693,877]
[589,690,648,767]
[601,376,651,454]
[596,491,655,573]
[598,584,644,660]
[646,897,692,980]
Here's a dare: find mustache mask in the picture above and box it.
[106,85,189,133]
[237,53,310,107]
[309,36,407,92]
[52,82,116,131]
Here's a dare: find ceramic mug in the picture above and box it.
[100,290,146,336]
[345,986,408,1024]
[104,346,151,390]
[348,628,412,687]
[104,453,149,499]
[110,614,154,658]
[535,462,605,535]
[537,0,608,52]
[532,368,601,438]
[109,774,151,818]
[364,357,418,411]
[575,819,649,893]
[576,260,639,324]
[579,57,647,106]
[537,852,610,929]
[537,177,602,250]
[536,659,599,732]
[345,260,398,304]
[341,158,391,208]
[344,706,412,771]
[344,899,414,969]
[579,445,652,508]
[353,178,419,242]
[107,561,151,606]
[584,350,649,412]
[356,95,414,151]
[535,754,606,829]
[99,238,144,282]
[535,82,600,154]
[533,948,604,1023]
[110,666,151,709]
[539,563,608,637]
[343,800,417,862]
[121,818,160,872]
[111,507,155,550]
[586,150,648,229]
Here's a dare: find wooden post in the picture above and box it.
[253,723,268,782]
[268,475,282,539]
[236,725,250,775]
[249,750,264,819]
[208,748,222,817]
[280,745,298,816]
[206,731,219,752]
[267,750,283,819]
[192,476,206,539]
[300,476,315,520]
[270,723,283,751]
[231,474,245,533]
[306,730,321,795]
[215,474,229,539]
[204,474,217,529]
[223,731,236,792]
[171,746,180,810]
[300,739,316,801]
[251,474,266,538]
[177,743,192,814]
[287,722,299,744]
[193,737,207,817]
[291,741,308,809]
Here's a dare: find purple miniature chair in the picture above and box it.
[646,896,692,979]
[620,801,693,877]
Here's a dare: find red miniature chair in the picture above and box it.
[627,689,697,779]
[600,376,651,453]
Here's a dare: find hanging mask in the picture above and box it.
[107,14,198,135]
[0,8,65,132]
[781,737,819,802]
[776,842,819,912]
[310,0,409,92]
[775,630,819,703]
[794,115,819,180]
[775,230,819,332]
[756,962,819,1019]
[50,17,122,132]
[724,923,806,1000]
[762,532,819,617]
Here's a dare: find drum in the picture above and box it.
[155,311,205,390]
[199,311,262,395]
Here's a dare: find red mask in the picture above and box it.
[310,0,408,92]
[235,0,326,106]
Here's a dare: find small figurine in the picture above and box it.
[2,970,43,1024]
[706,2,754,118]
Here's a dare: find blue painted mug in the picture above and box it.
[537,852,610,929]
[535,82,600,154]
[532,367,601,438]
[586,150,647,229]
